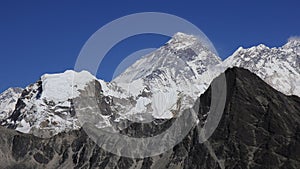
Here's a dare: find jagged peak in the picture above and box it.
[248,44,269,51]
[165,32,200,49]
[228,44,270,60]
[171,32,198,41]
[222,67,281,95]
[231,46,245,56]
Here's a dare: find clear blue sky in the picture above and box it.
[1,0,300,92]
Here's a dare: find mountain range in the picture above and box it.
[0,32,299,168]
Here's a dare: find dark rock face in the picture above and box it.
[0,67,299,169]
[196,67,300,168]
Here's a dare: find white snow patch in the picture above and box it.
[41,70,95,102]
[16,119,31,133]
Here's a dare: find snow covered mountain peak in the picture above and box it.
[170,32,197,40]
[40,70,96,102]
[113,32,222,119]
[166,32,199,49]
[114,32,221,84]
[0,70,102,137]
[165,32,218,55]
[224,41,300,96]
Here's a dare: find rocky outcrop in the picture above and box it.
[0,67,299,169]
[0,87,23,120]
